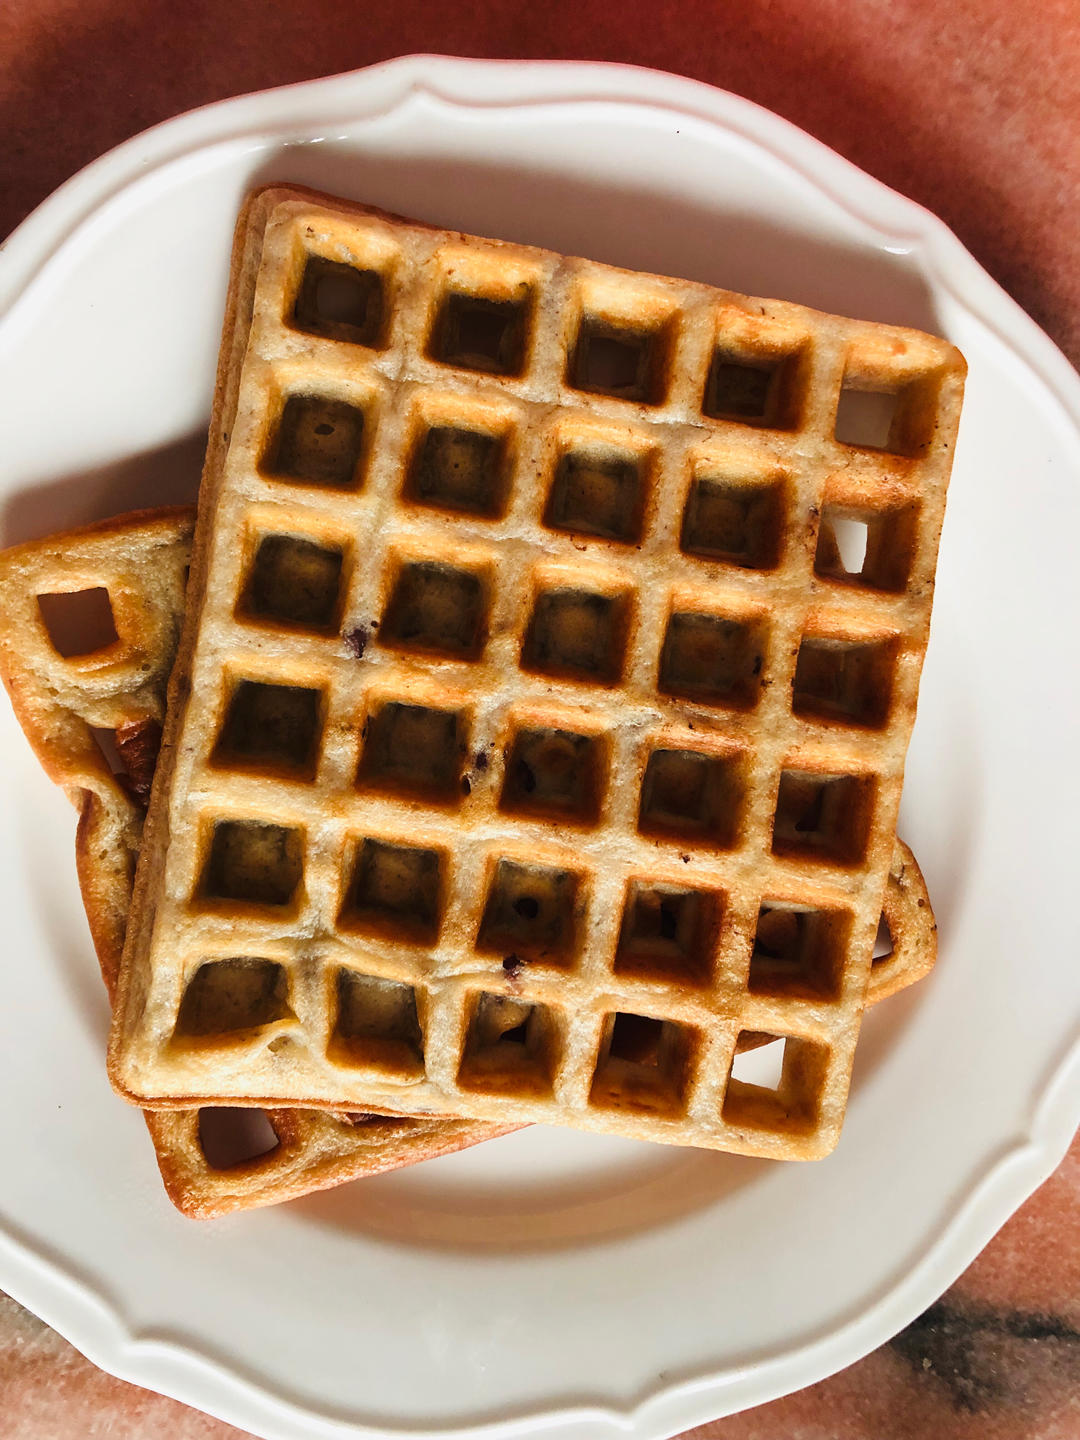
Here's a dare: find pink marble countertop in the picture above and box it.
[1,1,1077,1435]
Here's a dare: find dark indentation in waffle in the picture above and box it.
[343,625,370,658]
[200,820,303,907]
[37,587,118,659]
[521,586,630,685]
[814,503,919,593]
[381,560,489,660]
[91,722,162,810]
[330,969,424,1076]
[357,700,466,804]
[240,533,346,634]
[834,368,941,457]
[793,635,897,729]
[213,680,323,779]
[458,992,561,1097]
[569,316,672,405]
[772,770,874,866]
[90,726,125,778]
[659,610,767,710]
[264,395,367,490]
[638,744,746,850]
[703,346,804,430]
[590,1012,696,1117]
[749,903,851,1001]
[680,474,785,570]
[292,255,386,348]
[476,857,582,967]
[176,958,291,1037]
[339,837,443,945]
[406,425,511,519]
[197,1108,280,1170]
[614,880,722,986]
[723,1032,828,1136]
[429,291,533,377]
[544,447,647,544]
[113,719,161,805]
[499,726,606,825]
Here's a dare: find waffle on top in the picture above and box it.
[109,186,964,1160]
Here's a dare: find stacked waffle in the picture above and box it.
[0,185,959,1213]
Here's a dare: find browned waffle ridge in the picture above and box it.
[109,186,963,1159]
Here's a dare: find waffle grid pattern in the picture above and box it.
[112,191,964,1159]
[0,510,505,1217]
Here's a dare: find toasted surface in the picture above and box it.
[0,508,506,1218]
[110,186,963,1159]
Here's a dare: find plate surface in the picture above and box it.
[0,56,1078,1440]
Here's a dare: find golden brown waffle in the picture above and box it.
[0,510,931,1214]
[110,185,963,1159]
[0,509,506,1218]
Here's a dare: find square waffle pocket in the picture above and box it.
[109,186,964,1160]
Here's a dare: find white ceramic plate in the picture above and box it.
[1,56,1078,1440]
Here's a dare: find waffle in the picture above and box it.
[109,185,963,1159]
[0,509,506,1218]
[0,512,931,1215]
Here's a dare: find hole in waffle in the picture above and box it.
[703,348,803,429]
[614,881,722,986]
[723,1032,828,1136]
[749,902,851,1001]
[330,970,424,1077]
[793,635,897,729]
[873,912,894,962]
[292,255,386,347]
[638,745,746,850]
[569,317,671,405]
[814,503,919,593]
[381,560,489,660]
[340,838,444,945]
[458,993,562,1098]
[213,680,323,779]
[590,1012,697,1118]
[176,958,291,1037]
[357,700,467,804]
[241,534,346,634]
[772,769,874,866]
[833,368,941,457]
[406,425,511,519]
[197,1108,280,1170]
[680,474,785,570]
[37,587,119,658]
[544,447,647,544]
[659,610,768,710]
[429,290,533,376]
[264,394,367,489]
[499,727,607,825]
[831,514,868,574]
[834,386,898,450]
[521,586,631,686]
[476,857,582,967]
[200,820,303,908]
[730,1035,785,1089]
